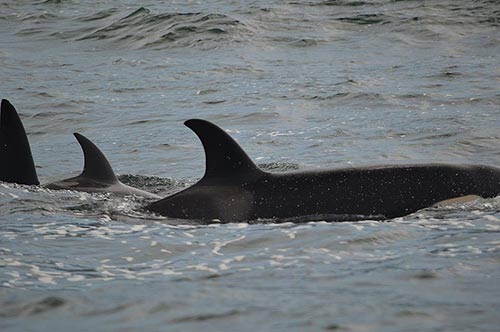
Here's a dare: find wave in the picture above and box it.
[72,7,252,50]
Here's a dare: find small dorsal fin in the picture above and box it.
[73,133,118,184]
[0,99,39,185]
[184,119,262,180]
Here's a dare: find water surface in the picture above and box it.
[1,1,500,331]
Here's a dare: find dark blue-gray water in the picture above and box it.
[1,1,500,331]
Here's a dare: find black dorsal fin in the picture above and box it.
[73,133,118,184]
[184,119,263,181]
[0,99,39,185]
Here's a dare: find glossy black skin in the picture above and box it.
[149,163,500,222]
[147,119,500,222]
[0,99,39,185]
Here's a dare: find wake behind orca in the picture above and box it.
[0,99,159,199]
[146,119,500,222]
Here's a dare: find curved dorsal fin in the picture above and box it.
[73,133,118,184]
[184,119,262,181]
[0,99,39,185]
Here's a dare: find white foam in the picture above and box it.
[212,235,246,255]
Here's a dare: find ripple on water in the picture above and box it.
[0,296,66,317]
[73,8,253,50]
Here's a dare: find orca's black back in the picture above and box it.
[0,99,39,185]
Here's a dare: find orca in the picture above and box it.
[0,99,159,199]
[44,133,161,199]
[146,119,500,222]
[0,99,39,185]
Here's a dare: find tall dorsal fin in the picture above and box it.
[0,99,39,185]
[73,133,118,184]
[184,119,263,180]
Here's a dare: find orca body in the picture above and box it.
[44,133,161,199]
[0,99,39,185]
[0,99,159,199]
[147,119,500,222]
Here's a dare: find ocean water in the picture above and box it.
[1,0,500,331]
